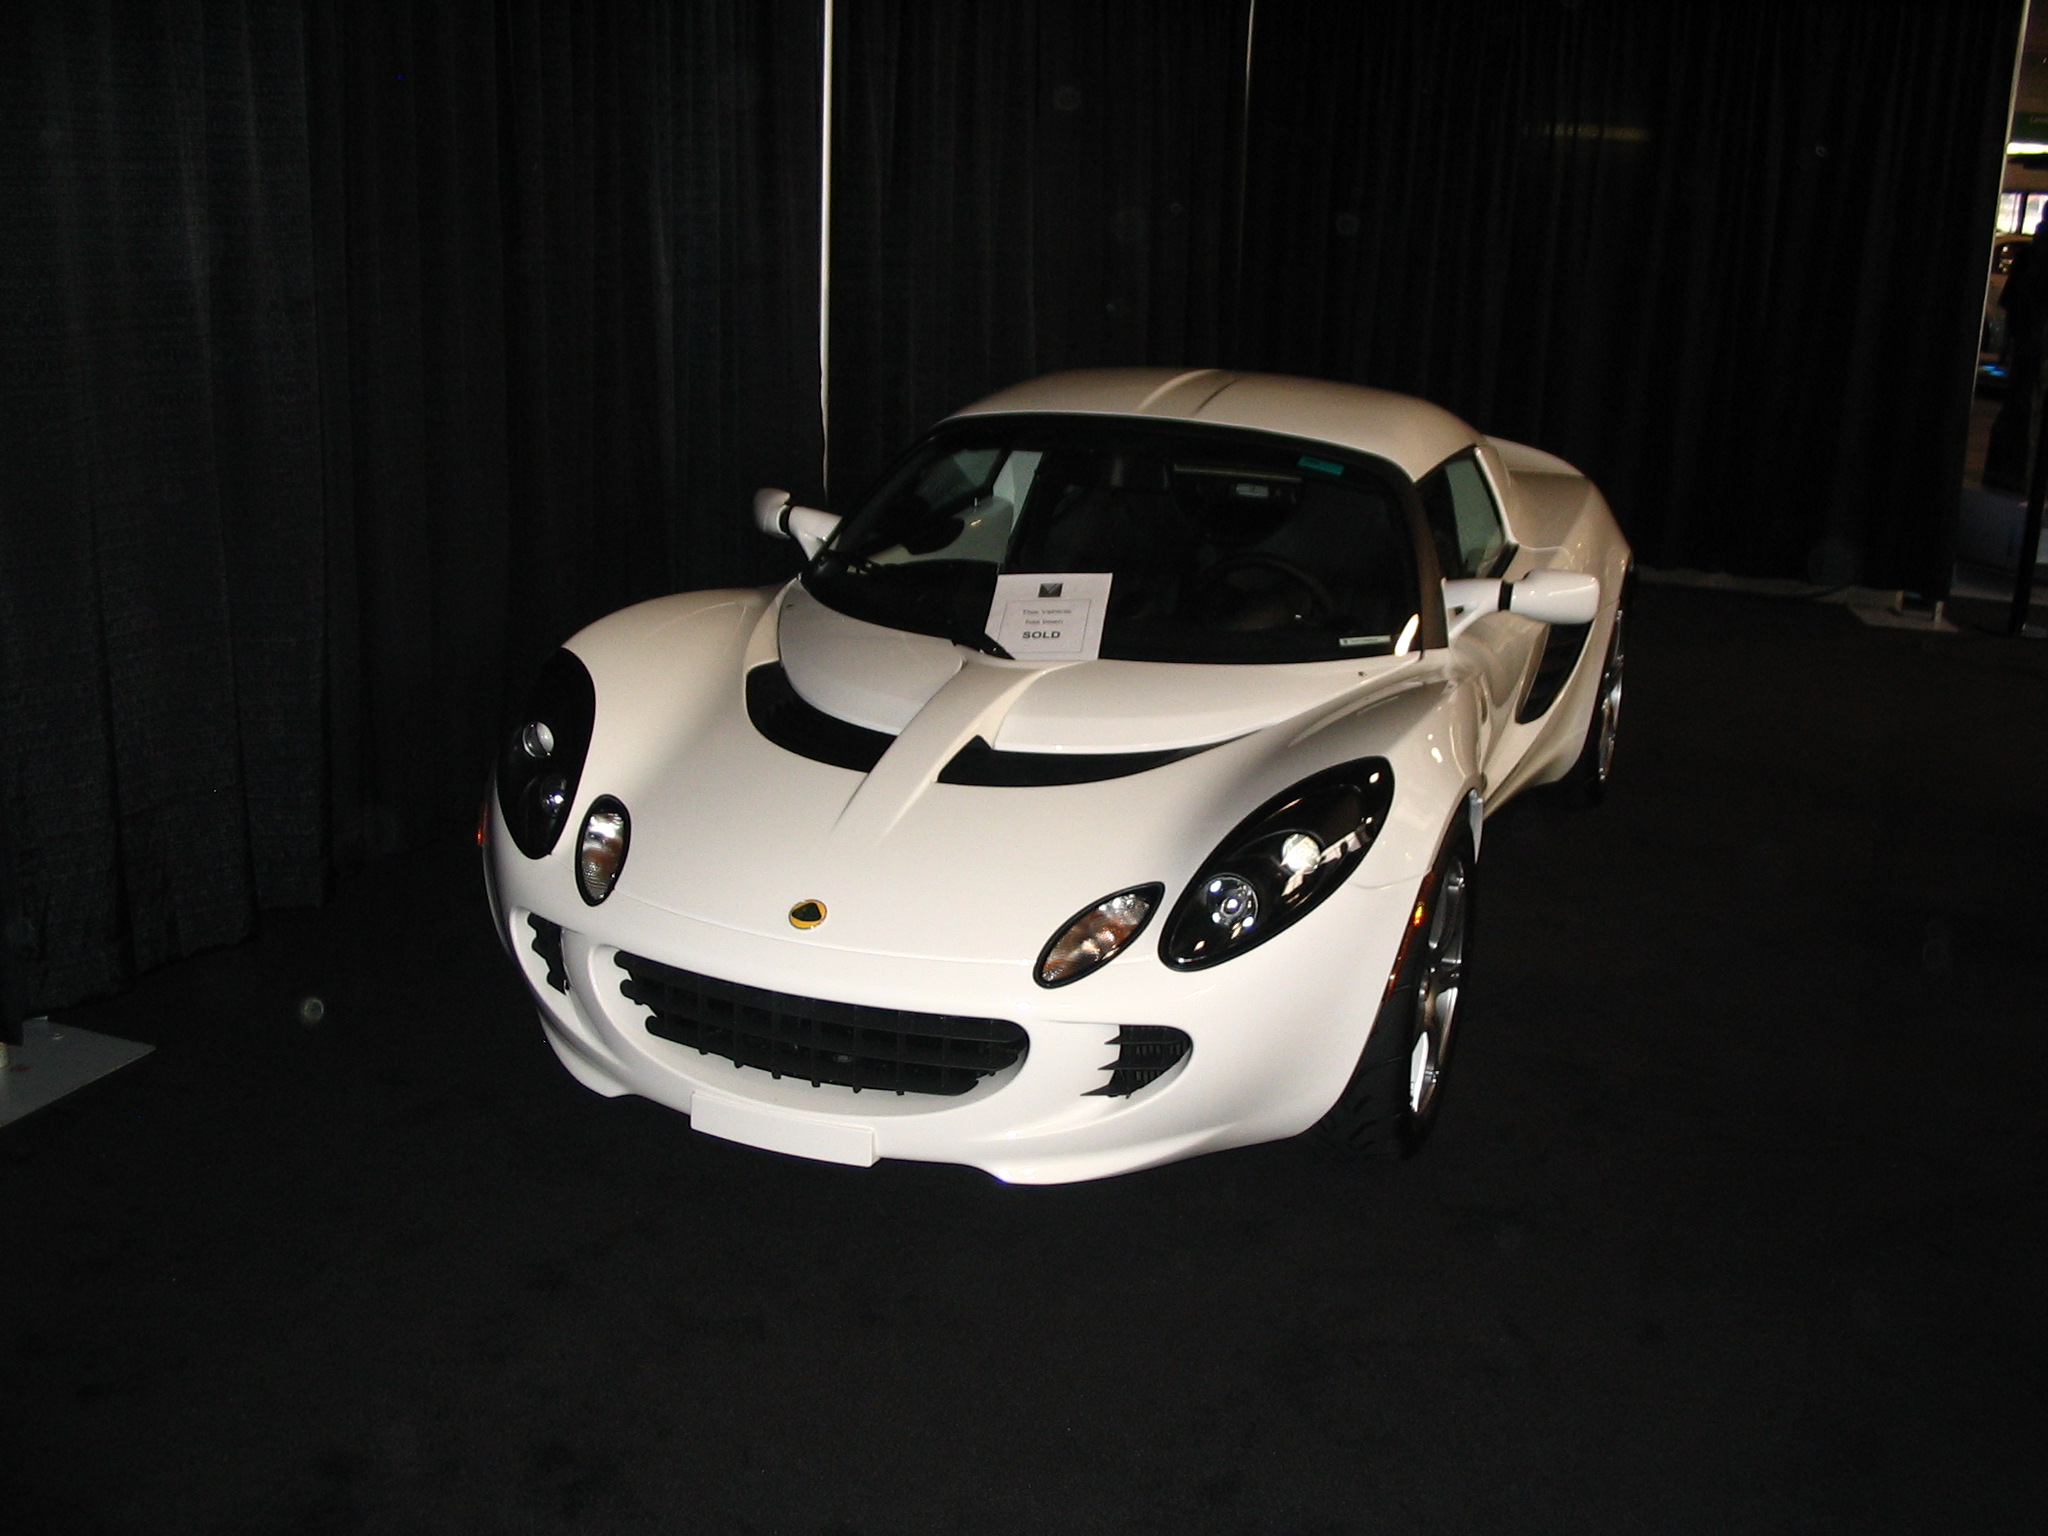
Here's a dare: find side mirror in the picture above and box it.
[1507,568,1600,625]
[1441,569,1600,634]
[753,486,794,537]
[752,487,842,560]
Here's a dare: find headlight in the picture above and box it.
[1036,884,1165,987]
[576,796,631,904]
[495,649,596,857]
[1160,760,1394,970]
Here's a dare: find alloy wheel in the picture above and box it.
[1408,859,1468,1119]
[1595,613,1625,782]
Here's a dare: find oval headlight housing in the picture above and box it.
[576,796,631,904]
[1036,884,1165,987]
[495,649,597,858]
[1160,760,1394,970]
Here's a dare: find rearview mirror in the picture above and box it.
[752,487,841,560]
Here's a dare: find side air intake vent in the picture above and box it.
[1086,1026,1192,1097]
[1516,622,1590,723]
[527,914,569,993]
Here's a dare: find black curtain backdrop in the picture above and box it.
[826,0,1251,506]
[2,0,821,1023]
[3,2,329,1019]
[1235,0,2020,591]
[307,0,822,869]
[0,0,2023,1023]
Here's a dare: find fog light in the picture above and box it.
[1037,885,1164,987]
[576,796,631,905]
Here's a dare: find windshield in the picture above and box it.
[803,415,1423,664]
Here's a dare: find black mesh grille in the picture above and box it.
[616,952,1026,1096]
[1086,1026,1192,1097]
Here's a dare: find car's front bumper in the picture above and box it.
[488,861,1420,1185]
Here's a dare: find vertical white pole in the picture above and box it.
[1235,0,1257,349]
[1242,0,1258,121]
[819,0,835,495]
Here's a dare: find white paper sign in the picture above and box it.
[985,572,1114,662]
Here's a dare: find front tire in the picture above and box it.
[1313,829,1474,1158]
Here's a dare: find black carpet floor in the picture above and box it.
[5,585,2043,1536]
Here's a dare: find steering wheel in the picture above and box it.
[1191,552,1337,625]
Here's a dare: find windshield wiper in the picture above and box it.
[964,629,1013,659]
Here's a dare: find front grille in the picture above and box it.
[616,952,1027,1097]
[1086,1026,1192,1097]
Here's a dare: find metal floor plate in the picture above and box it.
[0,1018,154,1128]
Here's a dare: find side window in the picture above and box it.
[1419,452,1508,578]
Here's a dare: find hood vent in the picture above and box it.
[938,735,1220,787]
[748,662,1229,785]
[745,663,893,773]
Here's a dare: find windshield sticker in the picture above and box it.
[986,572,1114,662]
[1338,635,1391,648]
[1298,455,1345,477]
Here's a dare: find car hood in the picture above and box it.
[565,586,1445,964]
[778,582,1392,751]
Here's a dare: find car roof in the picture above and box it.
[945,368,1483,481]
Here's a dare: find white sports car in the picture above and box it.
[483,369,1630,1184]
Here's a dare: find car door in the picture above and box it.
[1422,450,1548,783]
